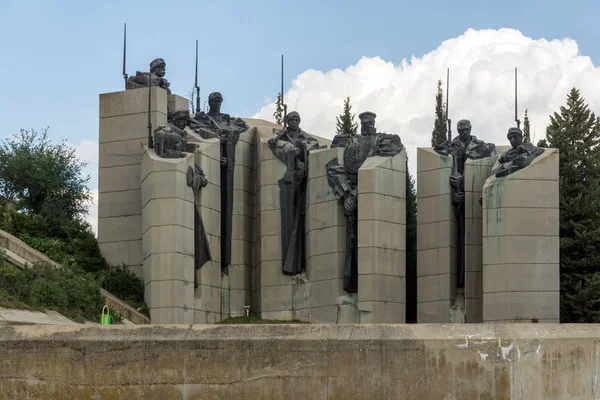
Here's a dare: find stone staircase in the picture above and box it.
[0,229,150,325]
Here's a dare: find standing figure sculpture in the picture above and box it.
[326,112,403,293]
[268,111,323,275]
[126,58,171,94]
[186,163,211,288]
[433,119,495,288]
[190,92,249,274]
[492,127,544,178]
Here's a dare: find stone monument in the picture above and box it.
[327,111,404,293]
[190,92,249,276]
[482,127,558,322]
[267,111,323,275]
[417,119,496,323]
[126,58,171,94]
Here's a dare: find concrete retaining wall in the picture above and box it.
[0,324,598,399]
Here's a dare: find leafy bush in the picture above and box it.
[0,256,104,321]
[101,265,145,306]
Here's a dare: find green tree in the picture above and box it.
[273,93,284,125]
[523,108,531,143]
[335,97,358,136]
[405,155,417,323]
[536,138,548,147]
[545,88,600,322]
[0,128,91,236]
[431,80,448,146]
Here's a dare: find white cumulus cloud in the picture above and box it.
[253,28,600,173]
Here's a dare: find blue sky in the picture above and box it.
[1,0,599,201]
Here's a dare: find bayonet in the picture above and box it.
[195,39,200,114]
[281,54,287,130]
[445,68,451,141]
[515,67,521,129]
[122,23,128,89]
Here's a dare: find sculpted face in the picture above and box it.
[508,133,522,148]
[173,117,187,130]
[152,62,166,78]
[361,119,376,135]
[287,115,300,130]
[458,127,470,141]
[209,95,223,114]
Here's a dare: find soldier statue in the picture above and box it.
[189,92,249,274]
[326,111,403,293]
[433,119,495,288]
[268,111,323,275]
[492,127,544,178]
[126,58,171,94]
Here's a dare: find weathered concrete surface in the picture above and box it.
[0,307,77,326]
[0,324,598,399]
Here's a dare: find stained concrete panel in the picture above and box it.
[141,148,195,324]
[482,148,560,322]
[417,148,455,323]
[463,156,498,323]
[306,147,349,323]
[98,87,168,278]
[357,150,406,323]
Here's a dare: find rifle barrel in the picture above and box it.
[446,68,449,119]
[195,39,200,114]
[515,67,518,126]
[147,71,153,148]
[122,23,128,88]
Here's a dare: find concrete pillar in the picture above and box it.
[227,129,257,318]
[167,94,189,113]
[305,147,353,323]
[482,148,560,322]
[416,148,455,322]
[255,135,309,321]
[357,149,406,323]
[98,87,167,278]
[463,157,498,322]
[193,139,223,324]
[140,147,195,324]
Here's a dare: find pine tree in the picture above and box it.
[335,97,358,136]
[405,155,418,323]
[273,93,284,125]
[536,138,548,147]
[431,80,448,146]
[545,88,600,322]
[523,108,531,143]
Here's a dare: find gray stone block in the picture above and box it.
[98,189,141,218]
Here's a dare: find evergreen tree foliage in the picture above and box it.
[523,108,531,143]
[431,80,448,146]
[536,138,548,147]
[545,88,600,322]
[335,97,358,136]
[273,93,284,125]
[405,155,418,323]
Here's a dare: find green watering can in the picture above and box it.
[101,305,112,325]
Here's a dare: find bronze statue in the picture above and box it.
[268,111,323,275]
[189,92,249,274]
[153,110,196,158]
[433,119,495,288]
[492,127,544,178]
[186,164,211,288]
[127,58,171,94]
[326,111,403,293]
